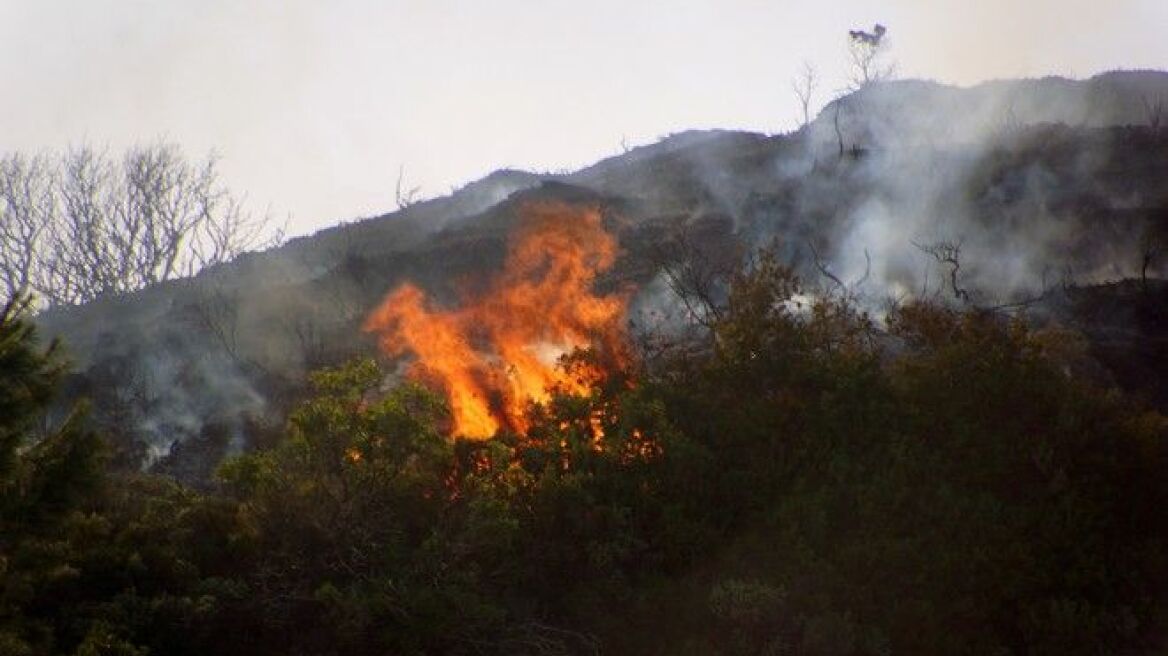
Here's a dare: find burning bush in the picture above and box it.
[363,202,631,439]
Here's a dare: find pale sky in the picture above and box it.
[2,1,1165,237]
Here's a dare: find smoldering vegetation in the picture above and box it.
[7,69,1168,656]
[35,70,1168,480]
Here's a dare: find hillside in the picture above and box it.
[36,70,1168,477]
[8,70,1168,656]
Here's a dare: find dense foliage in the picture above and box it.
[2,254,1166,655]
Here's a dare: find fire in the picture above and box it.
[363,202,629,438]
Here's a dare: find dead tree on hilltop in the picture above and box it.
[395,164,423,210]
[847,23,893,89]
[792,61,819,129]
[913,239,1056,313]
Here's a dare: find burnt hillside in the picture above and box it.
[37,70,1168,480]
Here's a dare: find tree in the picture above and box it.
[0,143,282,307]
[0,294,62,488]
[0,294,103,521]
[0,155,54,302]
[792,61,819,129]
[217,360,514,654]
[629,248,1168,654]
[394,164,423,210]
[914,239,971,303]
[648,217,742,333]
[847,23,893,89]
[0,293,107,653]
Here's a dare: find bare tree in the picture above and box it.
[912,239,1056,314]
[649,219,742,331]
[847,24,893,89]
[792,61,819,129]
[0,142,282,307]
[807,240,870,299]
[190,284,244,365]
[394,164,422,210]
[0,154,55,298]
[913,240,971,303]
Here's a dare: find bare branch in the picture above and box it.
[395,164,422,210]
[792,61,819,129]
[0,153,55,302]
[860,249,872,287]
[650,219,740,331]
[808,241,871,299]
[807,240,844,293]
[0,142,283,307]
[913,239,970,304]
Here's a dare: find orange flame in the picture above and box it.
[363,203,628,438]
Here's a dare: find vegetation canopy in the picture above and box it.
[2,238,1166,654]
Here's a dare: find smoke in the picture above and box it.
[745,72,1168,306]
[50,309,270,472]
[570,72,1168,322]
[36,167,546,472]
[130,346,267,465]
[33,71,1168,478]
